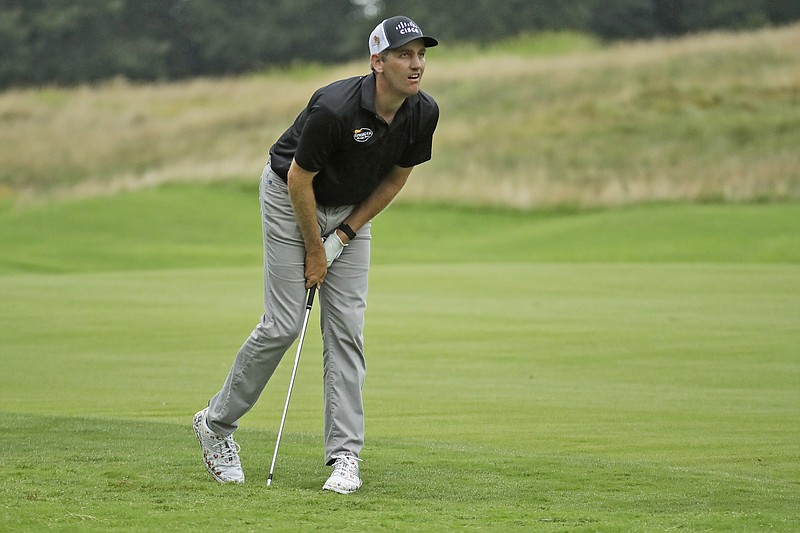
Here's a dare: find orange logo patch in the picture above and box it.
[353,128,373,143]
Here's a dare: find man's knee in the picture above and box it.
[252,314,304,348]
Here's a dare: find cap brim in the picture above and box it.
[387,35,439,50]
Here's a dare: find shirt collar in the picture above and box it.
[361,73,419,121]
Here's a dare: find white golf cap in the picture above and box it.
[369,16,439,56]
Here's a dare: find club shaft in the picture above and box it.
[267,287,316,486]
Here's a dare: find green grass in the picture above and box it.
[1,184,799,274]
[2,264,798,531]
[3,23,798,532]
[1,188,799,531]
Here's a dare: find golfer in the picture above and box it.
[193,16,439,494]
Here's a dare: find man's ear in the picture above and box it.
[370,54,383,73]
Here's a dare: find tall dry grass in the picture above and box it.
[415,24,800,208]
[0,24,798,209]
[0,62,364,202]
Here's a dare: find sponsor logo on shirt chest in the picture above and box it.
[353,128,373,143]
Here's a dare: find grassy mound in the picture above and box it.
[1,25,798,209]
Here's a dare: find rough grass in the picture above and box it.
[1,25,798,208]
[420,25,800,208]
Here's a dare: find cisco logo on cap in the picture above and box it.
[396,20,421,36]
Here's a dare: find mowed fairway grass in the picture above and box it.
[1,186,799,531]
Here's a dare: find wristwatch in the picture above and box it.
[337,222,357,241]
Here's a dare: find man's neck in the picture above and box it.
[374,78,406,125]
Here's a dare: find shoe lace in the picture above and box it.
[210,435,241,465]
[331,454,361,478]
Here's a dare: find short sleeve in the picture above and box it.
[397,101,439,168]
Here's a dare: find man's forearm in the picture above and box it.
[287,160,328,287]
[342,165,413,240]
[287,161,323,252]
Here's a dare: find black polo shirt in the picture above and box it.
[269,73,439,206]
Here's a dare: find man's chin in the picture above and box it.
[404,84,421,96]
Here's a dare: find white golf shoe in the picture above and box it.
[193,408,245,484]
[323,453,362,494]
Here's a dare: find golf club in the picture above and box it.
[267,286,316,487]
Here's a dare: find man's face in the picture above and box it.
[377,39,427,98]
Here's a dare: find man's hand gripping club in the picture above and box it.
[288,160,357,287]
[289,159,413,289]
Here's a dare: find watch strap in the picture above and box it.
[337,222,357,240]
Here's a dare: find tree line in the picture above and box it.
[1,0,798,89]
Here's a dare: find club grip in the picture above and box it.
[306,286,316,309]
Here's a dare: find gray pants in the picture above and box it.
[206,163,371,465]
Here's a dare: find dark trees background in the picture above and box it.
[1,0,798,88]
